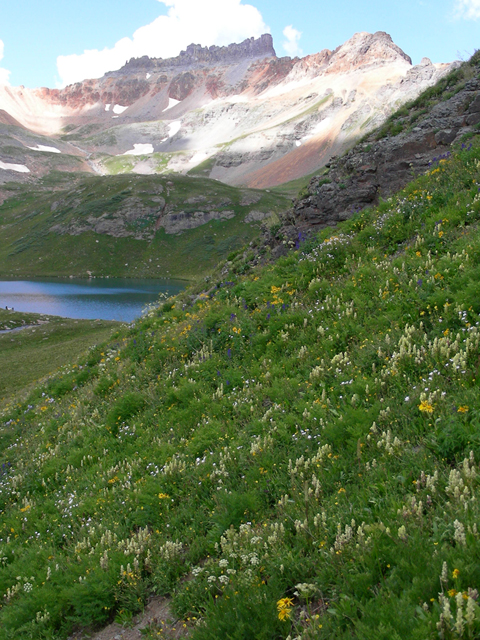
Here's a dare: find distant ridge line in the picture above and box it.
[108,34,277,76]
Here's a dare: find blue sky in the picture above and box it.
[0,0,478,88]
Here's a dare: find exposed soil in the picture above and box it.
[68,598,190,640]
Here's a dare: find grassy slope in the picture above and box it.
[0,136,480,638]
[0,310,118,401]
[0,174,289,281]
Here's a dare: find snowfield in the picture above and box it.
[0,161,30,173]
[122,144,155,156]
[162,98,180,112]
[27,145,61,153]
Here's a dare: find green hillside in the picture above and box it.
[0,173,289,281]
[0,134,479,638]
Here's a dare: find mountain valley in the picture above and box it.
[0,31,459,280]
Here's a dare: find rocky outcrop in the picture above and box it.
[169,72,199,101]
[160,209,235,234]
[293,76,480,230]
[51,197,161,240]
[46,183,280,239]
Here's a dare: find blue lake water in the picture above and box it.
[0,278,186,322]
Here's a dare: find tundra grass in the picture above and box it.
[0,312,118,401]
[0,173,289,280]
[101,155,136,175]
[1,141,480,639]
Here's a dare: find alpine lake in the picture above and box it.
[0,277,186,323]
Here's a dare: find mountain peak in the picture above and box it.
[325,31,412,74]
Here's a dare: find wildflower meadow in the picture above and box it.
[1,138,480,638]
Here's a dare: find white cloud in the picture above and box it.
[57,0,269,87]
[282,25,302,57]
[0,40,11,86]
[454,0,480,19]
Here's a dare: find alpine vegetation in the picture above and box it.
[1,140,480,638]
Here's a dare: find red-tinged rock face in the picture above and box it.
[31,77,151,111]
[245,137,334,189]
[296,50,332,72]
[240,57,297,95]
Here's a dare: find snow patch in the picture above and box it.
[28,145,61,154]
[162,98,180,112]
[113,105,128,115]
[0,160,30,173]
[122,143,154,156]
[168,121,182,137]
[105,103,111,112]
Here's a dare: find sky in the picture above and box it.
[0,0,479,89]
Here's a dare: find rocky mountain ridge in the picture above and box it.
[110,34,277,75]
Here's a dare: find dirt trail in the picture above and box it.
[68,598,189,640]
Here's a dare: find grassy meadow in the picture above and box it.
[0,132,479,638]
[0,174,289,281]
[0,310,118,401]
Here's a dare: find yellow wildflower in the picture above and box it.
[418,400,434,414]
[277,597,294,610]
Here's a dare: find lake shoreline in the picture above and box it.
[0,274,193,283]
